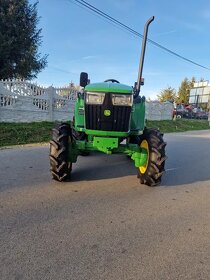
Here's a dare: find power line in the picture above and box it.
[67,0,210,71]
[68,0,142,38]
[69,0,138,38]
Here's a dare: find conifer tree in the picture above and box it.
[157,86,176,102]
[0,0,47,79]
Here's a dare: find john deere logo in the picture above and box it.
[104,110,111,116]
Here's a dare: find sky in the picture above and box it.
[30,0,210,99]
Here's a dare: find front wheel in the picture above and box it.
[137,128,167,187]
[49,123,72,181]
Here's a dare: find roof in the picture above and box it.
[85,82,133,94]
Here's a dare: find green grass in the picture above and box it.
[0,122,55,147]
[0,119,209,147]
[147,119,210,133]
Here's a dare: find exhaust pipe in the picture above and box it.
[135,16,154,97]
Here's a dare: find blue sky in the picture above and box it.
[31,0,210,99]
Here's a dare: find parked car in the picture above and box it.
[193,108,208,119]
[174,104,209,120]
[173,104,190,119]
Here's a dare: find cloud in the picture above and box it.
[201,9,210,19]
[175,20,201,32]
[47,64,79,75]
[165,17,203,33]
[48,66,71,74]
[82,55,98,60]
[153,30,177,37]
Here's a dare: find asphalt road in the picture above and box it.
[1,130,210,280]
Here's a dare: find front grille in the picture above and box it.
[85,93,131,132]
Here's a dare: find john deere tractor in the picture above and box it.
[49,16,167,186]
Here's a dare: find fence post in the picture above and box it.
[48,86,54,121]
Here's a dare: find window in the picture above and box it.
[189,86,210,105]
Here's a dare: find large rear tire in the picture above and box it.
[49,123,72,181]
[137,128,167,187]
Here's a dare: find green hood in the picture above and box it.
[85,82,133,95]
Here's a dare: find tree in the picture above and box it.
[157,86,176,102]
[0,0,47,80]
[176,78,190,104]
[189,76,196,88]
[177,77,199,104]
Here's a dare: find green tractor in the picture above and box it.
[49,16,167,186]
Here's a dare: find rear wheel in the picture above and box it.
[49,123,72,181]
[137,128,167,186]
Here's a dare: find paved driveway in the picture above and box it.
[1,130,210,280]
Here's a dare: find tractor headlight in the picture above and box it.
[112,94,133,106]
[86,92,105,105]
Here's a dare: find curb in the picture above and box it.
[0,142,49,150]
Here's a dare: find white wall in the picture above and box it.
[0,80,76,122]
[0,80,173,122]
[145,101,173,121]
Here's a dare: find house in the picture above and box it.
[189,81,210,111]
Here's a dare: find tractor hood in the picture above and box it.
[85,82,133,95]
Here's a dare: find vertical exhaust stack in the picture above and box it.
[135,16,154,97]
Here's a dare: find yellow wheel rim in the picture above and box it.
[139,140,149,174]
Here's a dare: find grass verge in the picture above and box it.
[0,119,209,147]
[0,122,55,147]
[147,119,210,133]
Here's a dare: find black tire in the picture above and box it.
[49,123,72,181]
[137,128,167,187]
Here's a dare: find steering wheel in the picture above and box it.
[104,79,120,83]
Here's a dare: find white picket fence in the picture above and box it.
[0,79,76,122]
[0,79,173,122]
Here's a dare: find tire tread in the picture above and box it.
[137,128,167,187]
[49,123,72,182]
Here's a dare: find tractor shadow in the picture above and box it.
[70,133,210,187]
[70,153,137,182]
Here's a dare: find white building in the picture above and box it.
[189,81,210,110]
